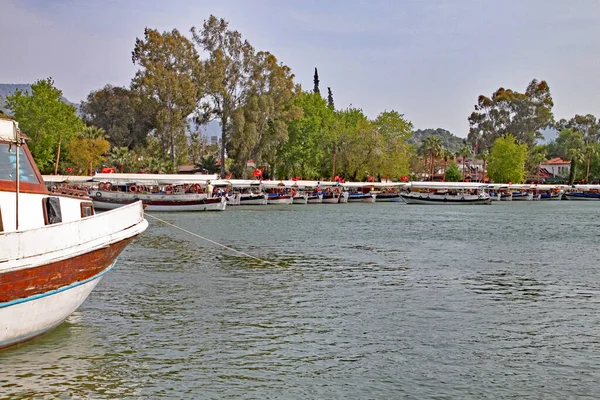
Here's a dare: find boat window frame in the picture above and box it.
[80,201,95,218]
[0,207,3,232]
[42,196,63,225]
[0,140,47,194]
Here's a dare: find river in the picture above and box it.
[2,201,600,399]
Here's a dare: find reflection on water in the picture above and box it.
[2,202,600,398]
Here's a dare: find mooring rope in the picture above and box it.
[144,213,283,268]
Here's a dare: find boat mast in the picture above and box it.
[13,121,20,230]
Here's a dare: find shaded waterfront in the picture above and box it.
[2,202,600,398]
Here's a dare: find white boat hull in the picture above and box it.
[307,194,323,204]
[267,196,294,205]
[0,268,105,348]
[93,197,226,211]
[292,194,309,204]
[401,193,492,205]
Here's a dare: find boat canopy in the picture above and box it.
[410,181,488,190]
[92,173,220,186]
[42,175,94,183]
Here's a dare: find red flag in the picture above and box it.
[226,172,232,179]
[334,175,340,181]
[367,176,374,182]
[253,168,263,177]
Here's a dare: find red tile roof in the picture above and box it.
[545,157,570,165]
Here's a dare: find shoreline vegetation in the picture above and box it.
[1,15,599,185]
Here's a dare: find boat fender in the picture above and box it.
[96,192,102,198]
[461,195,465,200]
[129,185,137,193]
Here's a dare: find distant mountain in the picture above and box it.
[0,83,78,115]
[409,128,465,153]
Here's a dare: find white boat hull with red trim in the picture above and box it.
[90,190,226,211]
[267,194,293,205]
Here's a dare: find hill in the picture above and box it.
[0,83,77,115]
[409,128,465,153]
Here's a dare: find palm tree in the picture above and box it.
[530,151,547,183]
[458,144,472,181]
[109,147,131,173]
[82,125,108,140]
[421,136,443,180]
[476,150,490,183]
[584,143,597,183]
[441,148,453,181]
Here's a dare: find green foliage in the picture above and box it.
[327,87,334,110]
[313,68,320,94]
[65,128,111,175]
[409,128,464,153]
[278,91,334,179]
[468,79,554,152]
[374,110,413,179]
[487,135,528,183]
[81,85,157,149]
[132,28,202,166]
[191,15,256,177]
[7,78,84,173]
[556,127,585,184]
[445,163,462,182]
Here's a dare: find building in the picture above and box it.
[210,136,219,146]
[540,158,570,178]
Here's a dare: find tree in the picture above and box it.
[458,144,472,181]
[229,51,298,178]
[420,136,442,180]
[327,87,334,110]
[109,147,133,173]
[81,85,157,149]
[7,78,84,173]
[278,91,334,179]
[440,148,454,181]
[313,67,320,94]
[374,110,413,179]
[487,135,528,183]
[445,163,462,182]
[468,79,554,152]
[555,128,585,184]
[132,28,202,167]
[476,149,490,182]
[556,114,600,183]
[65,126,111,175]
[191,15,256,177]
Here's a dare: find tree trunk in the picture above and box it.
[220,115,228,178]
[331,146,337,180]
[586,152,591,183]
[430,152,434,181]
[54,136,62,175]
[483,160,486,183]
[443,160,447,181]
[569,159,576,184]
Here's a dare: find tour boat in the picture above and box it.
[228,192,267,206]
[0,118,148,349]
[292,193,309,204]
[89,184,226,212]
[374,191,402,202]
[563,186,600,200]
[307,193,324,204]
[534,185,563,200]
[401,182,492,205]
[347,192,377,202]
[266,193,293,205]
[321,191,349,204]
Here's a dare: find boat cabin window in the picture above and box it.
[42,196,62,225]
[0,143,39,183]
[80,201,95,218]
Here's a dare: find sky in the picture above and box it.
[2,0,600,137]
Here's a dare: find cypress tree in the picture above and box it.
[327,87,334,109]
[313,67,320,94]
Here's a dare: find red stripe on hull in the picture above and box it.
[91,197,222,206]
[0,238,133,303]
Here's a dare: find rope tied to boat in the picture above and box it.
[144,213,283,268]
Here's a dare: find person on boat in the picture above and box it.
[206,181,213,199]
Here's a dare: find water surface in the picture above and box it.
[2,201,600,399]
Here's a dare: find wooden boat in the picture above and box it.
[564,186,600,200]
[307,193,324,204]
[89,184,226,212]
[229,192,267,206]
[401,182,492,205]
[347,192,376,202]
[266,193,293,205]
[374,192,402,202]
[292,193,309,204]
[0,117,148,349]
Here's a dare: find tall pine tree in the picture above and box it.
[313,67,320,94]
[327,87,334,109]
